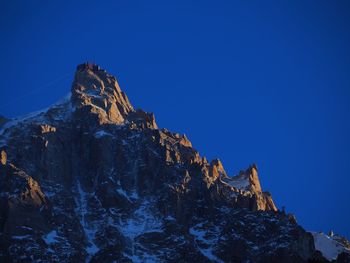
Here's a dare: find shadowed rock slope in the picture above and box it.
[0,63,348,263]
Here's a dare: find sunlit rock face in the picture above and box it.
[72,63,134,125]
[0,63,348,262]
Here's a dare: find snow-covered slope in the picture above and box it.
[0,92,73,147]
[312,232,350,261]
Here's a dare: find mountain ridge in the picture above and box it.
[0,63,349,262]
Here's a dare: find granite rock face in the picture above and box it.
[0,63,348,262]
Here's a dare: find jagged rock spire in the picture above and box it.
[71,63,158,130]
[71,63,134,124]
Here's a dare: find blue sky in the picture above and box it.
[1,1,349,238]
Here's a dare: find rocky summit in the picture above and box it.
[0,63,349,263]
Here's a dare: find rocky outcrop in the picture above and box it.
[0,161,48,258]
[0,150,6,166]
[72,62,134,125]
[0,63,348,262]
[220,164,278,212]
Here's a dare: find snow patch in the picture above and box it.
[43,230,59,245]
[222,173,250,190]
[0,92,73,139]
[76,181,99,257]
[118,198,163,261]
[116,188,131,200]
[94,130,113,138]
[12,235,32,240]
[189,222,223,263]
[118,199,162,239]
[312,232,350,260]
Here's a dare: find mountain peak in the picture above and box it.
[76,62,101,72]
[1,64,349,262]
[71,63,134,124]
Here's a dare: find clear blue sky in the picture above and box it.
[1,1,349,238]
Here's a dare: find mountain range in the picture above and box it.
[0,63,349,262]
